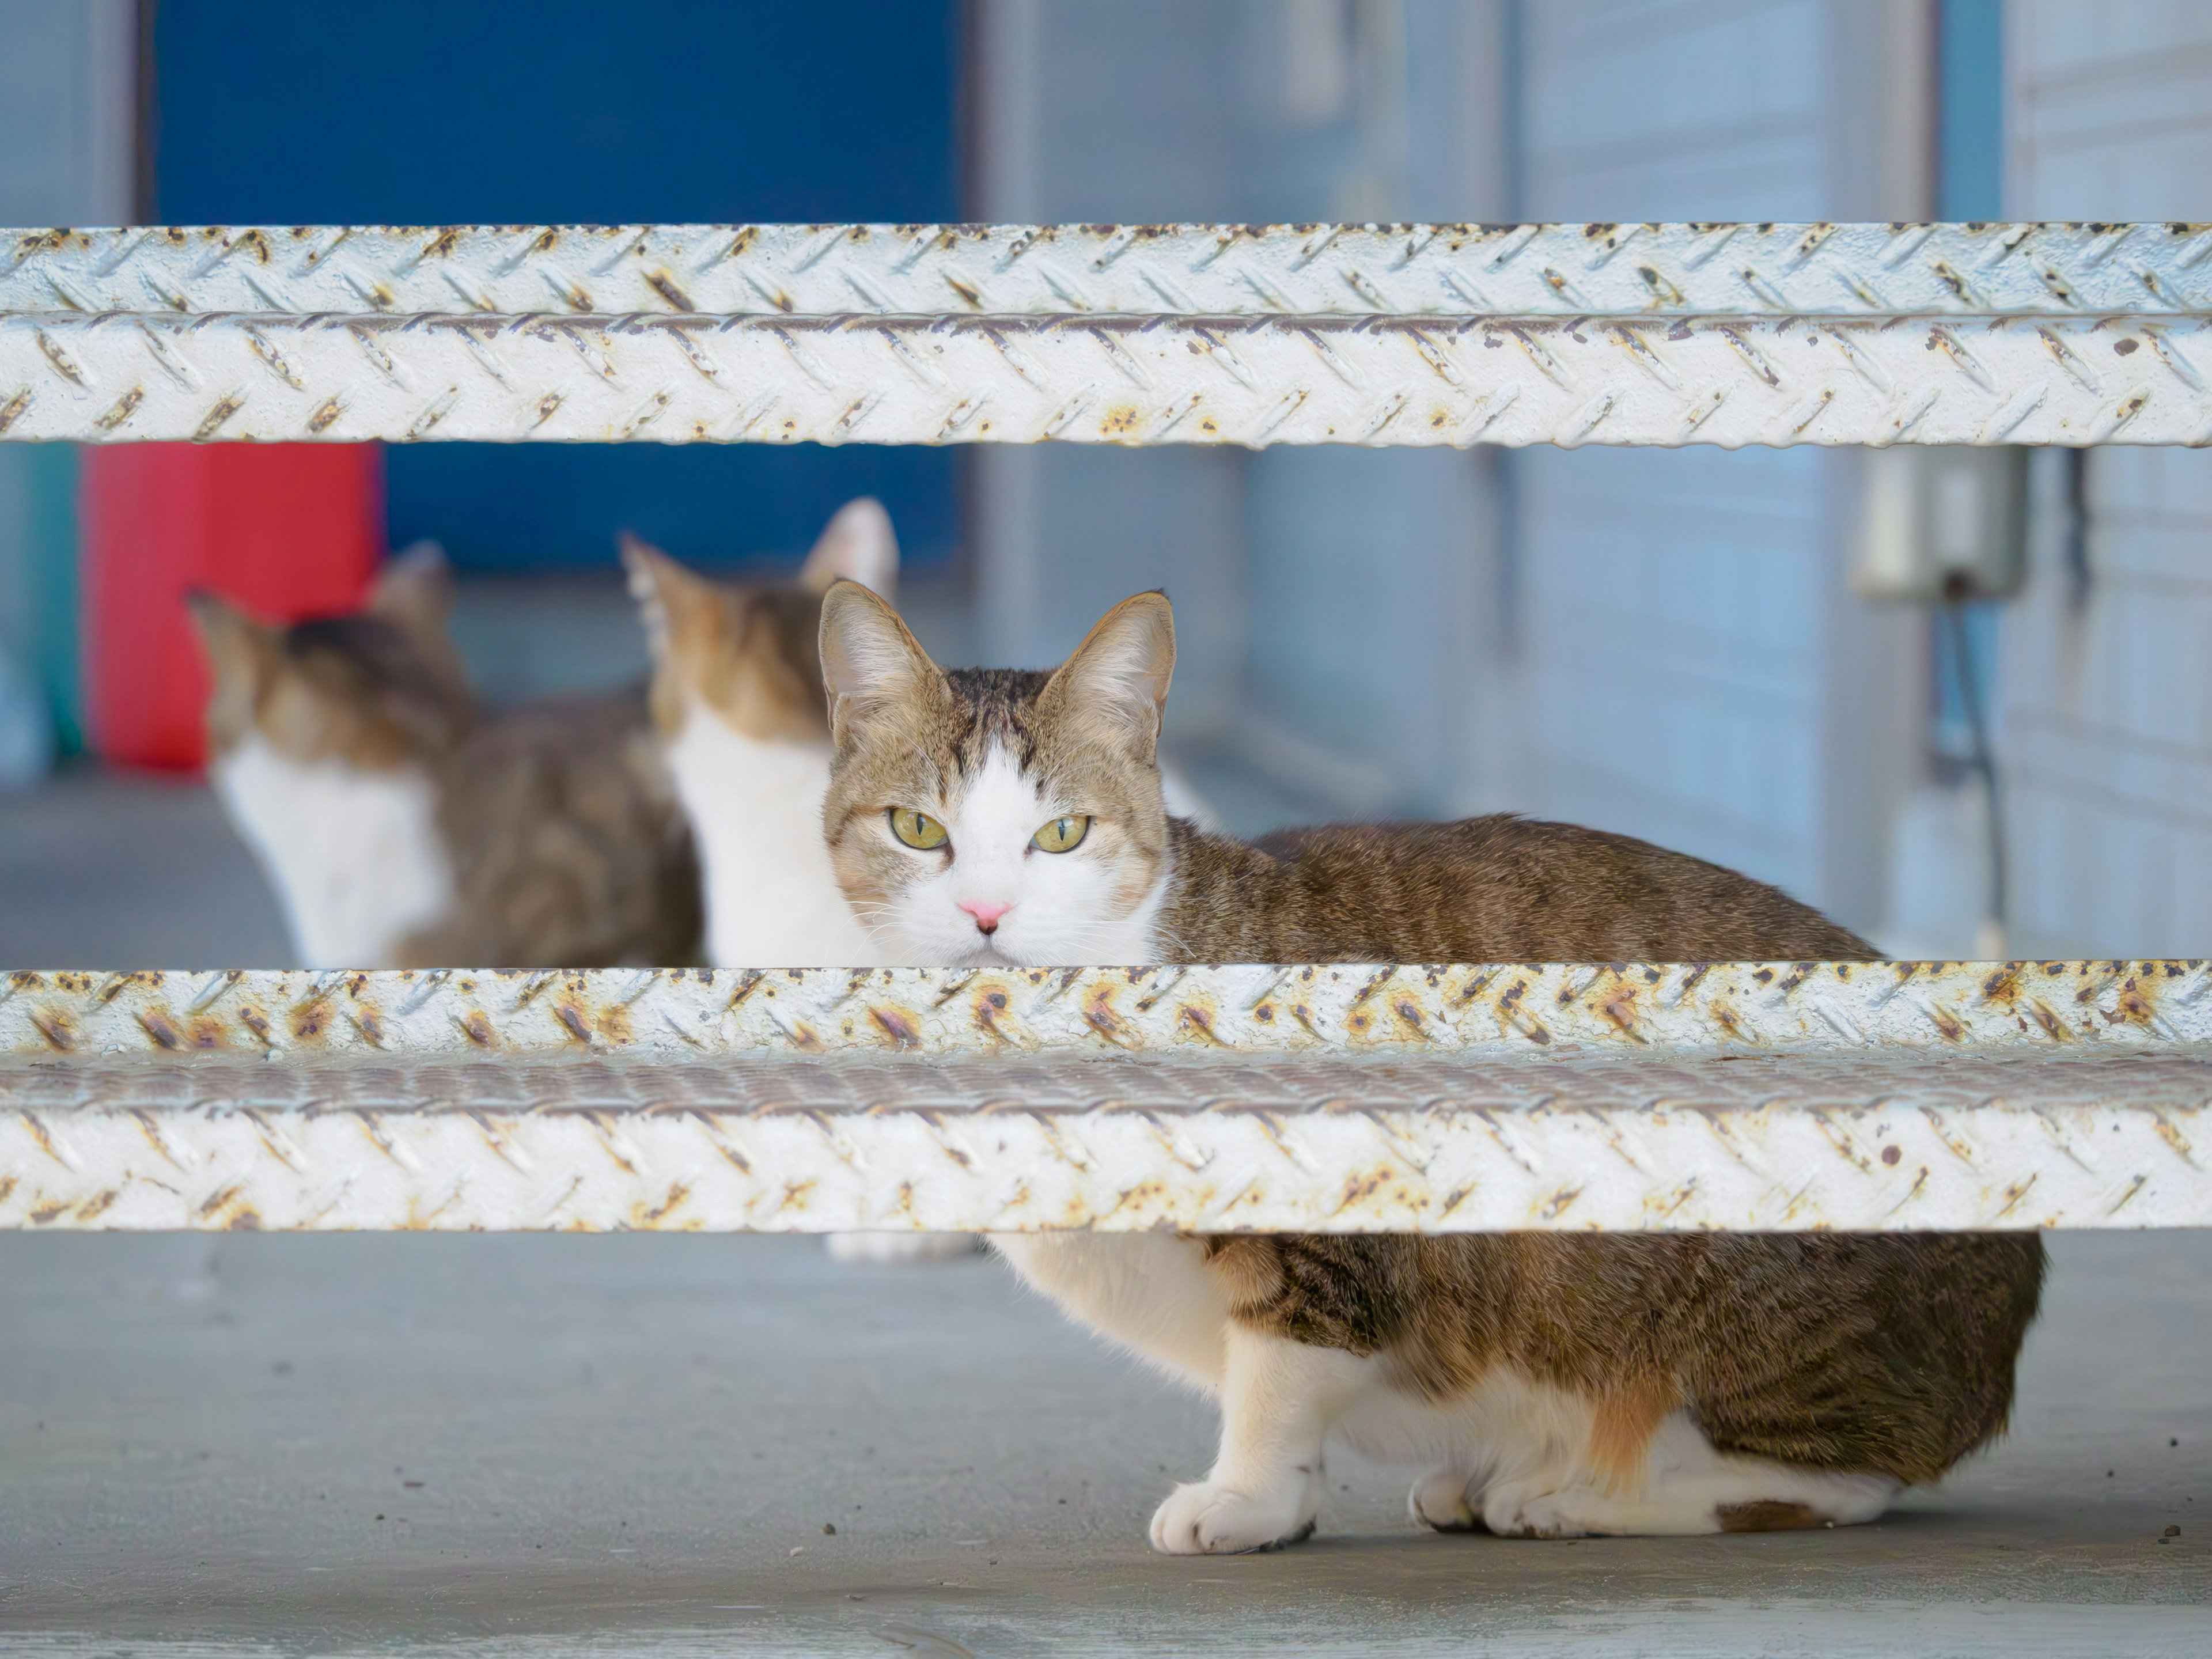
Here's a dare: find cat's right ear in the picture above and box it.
[185,591,278,747]
[817,578,940,747]
[798,497,899,601]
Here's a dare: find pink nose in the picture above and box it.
[959,899,1013,934]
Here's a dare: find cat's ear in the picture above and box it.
[368,541,471,704]
[798,497,899,600]
[184,591,279,748]
[1040,591,1176,757]
[621,532,715,671]
[817,577,940,745]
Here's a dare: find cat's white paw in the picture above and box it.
[1408,1467,1483,1533]
[823,1232,980,1266]
[1149,1479,1317,1555]
[1480,1480,1592,1540]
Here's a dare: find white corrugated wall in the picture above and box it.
[2003,1,2212,956]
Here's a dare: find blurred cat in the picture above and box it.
[626,499,974,1264]
[813,578,2046,1554]
[190,544,699,969]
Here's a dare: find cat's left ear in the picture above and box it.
[1040,591,1176,758]
[818,578,940,746]
[369,541,471,704]
[798,497,899,600]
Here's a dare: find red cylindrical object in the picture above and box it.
[80,444,385,771]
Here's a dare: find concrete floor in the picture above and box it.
[0,1230,2206,1657]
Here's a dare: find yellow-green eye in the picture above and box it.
[1031,815,1090,854]
[888,807,948,850]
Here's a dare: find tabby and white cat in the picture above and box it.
[815,579,2047,1554]
[191,546,699,969]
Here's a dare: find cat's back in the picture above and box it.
[1199,815,1872,963]
[416,682,702,967]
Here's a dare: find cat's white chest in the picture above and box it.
[664,713,875,968]
[212,736,454,968]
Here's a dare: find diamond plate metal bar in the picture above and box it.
[5,963,2207,1233]
[2,310,2205,448]
[9,222,2212,320]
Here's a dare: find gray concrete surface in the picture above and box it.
[0,765,291,969]
[0,1231,2206,1657]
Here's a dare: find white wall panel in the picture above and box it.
[2004,1,2212,956]
[1513,0,1918,923]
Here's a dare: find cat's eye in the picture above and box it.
[888,808,949,851]
[1031,815,1090,854]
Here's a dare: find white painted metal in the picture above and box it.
[1,308,2206,449]
[3,963,2206,1233]
[0,222,2207,446]
[6,221,2209,320]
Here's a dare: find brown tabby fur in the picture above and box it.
[191,551,700,968]
[820,581,2046,1492]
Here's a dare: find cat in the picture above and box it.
[190,544,699,969]
[813,578,2047,1554]
[624,499,972,1264]
[627,505,1217,1266]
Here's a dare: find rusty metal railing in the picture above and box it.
[3,963,2206,1233]
[5,222,2208,1234]
[3,221,2207,448]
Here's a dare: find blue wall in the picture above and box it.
[153,0,960,572]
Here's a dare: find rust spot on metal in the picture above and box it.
[74,1189,120,1222]
[1881,1143,1902,1166]
[1597,983,1642,1037]
[2027,1001,2073,1041]
[2115,337,2139,355]
[228,1207,262,1230]
[140,1010,181,1050]
[1927,1004,1966,1041]
[29,1199,69,1225]
[1179,1004,1230,1047]
[870,1005,921,1049]
[646,269,694,311]
[196,1184,243,1218]
[30,1009,74,1051]
[94,386,145,430]
[556,1003,592,1044]
[460,1010,495,1047]
[291,1001,331,1041]
[638,1183,690,1225]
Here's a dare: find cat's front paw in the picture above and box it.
[1480,1480,1590,1540]
[1149,1479,1317,1555]
[1408,1467,1485,1533]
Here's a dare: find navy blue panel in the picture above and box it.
[1938,0,2005,222]
[153,0,959,571]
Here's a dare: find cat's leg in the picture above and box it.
[1407,1465,1486,1532]
[1478,1412,1899,1539]
[991,1233,1230,1389]
[1149,1326,1371,1555]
